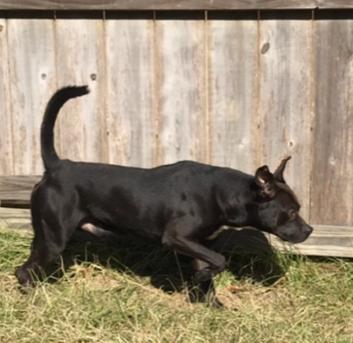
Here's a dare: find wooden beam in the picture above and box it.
[212,225,353,258]
[269,225,353,258]
[0,0,353,11]
[0,176,40,205]
[317,0,353,9]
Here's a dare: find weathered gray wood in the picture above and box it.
[317,0,353,8]
[0,19,13,175]
[156,18,207,164]
[210,225,353,258]
[258,15,313,219]
[208,16,258,173]
[1,0,352,10]
[310,18,353,226]
[2,13,353,258]
[7,18,56,175]
[270,225,353,258]
[55,17,106,163]
[0,175,40,202]
[105,18,156,167]
[0,208,32,230]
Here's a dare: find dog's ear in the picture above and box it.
[255,166,272,185]
[255,165,277,198]
[273,156,291,183]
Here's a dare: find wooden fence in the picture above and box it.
[0,1,353,257]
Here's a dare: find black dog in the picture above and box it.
[16,86,313,294]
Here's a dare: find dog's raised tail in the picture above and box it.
[41,85,89,170]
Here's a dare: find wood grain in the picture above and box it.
[105,17,156,167]
[156,18,207,164]
[0,19,13,175]
[310,17,353,226]
[208,16,258,173]
[0,175,40,201]
[7,17,56,175]
[269,225,353,257]
[210,225,353,258]
[55,15,106,163]
[1,0,352,10]
[1,11,353,247]
[258,14,313,219]
[0,208,32,230]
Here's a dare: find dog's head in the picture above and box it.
[252,156,313,244]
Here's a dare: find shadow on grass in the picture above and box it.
[51,227,285,296]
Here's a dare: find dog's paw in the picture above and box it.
[15,266,36,288]
[188,279,223,308]
[194,268,213,283]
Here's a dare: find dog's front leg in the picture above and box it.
[162,224,225,307]
[192,259,213,282]
[190,259,223,307]
[162,223,226,277]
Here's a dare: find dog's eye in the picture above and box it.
[288,210,297,220]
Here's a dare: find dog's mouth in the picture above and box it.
[281,234,308,244]
[277,226,313,244]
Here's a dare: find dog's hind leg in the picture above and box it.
[15,195,82,286]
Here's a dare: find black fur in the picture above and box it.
[16,86,313,298]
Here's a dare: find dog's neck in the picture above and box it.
[216,176,262,227]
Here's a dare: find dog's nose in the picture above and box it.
[304,225,313,236]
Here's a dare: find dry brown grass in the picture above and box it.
[1,227,353,342]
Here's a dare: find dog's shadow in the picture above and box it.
[55,227,285,294]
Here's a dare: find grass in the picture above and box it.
[1,227,353,343]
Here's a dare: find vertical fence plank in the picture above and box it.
[208,13,258,173]
[258,13,313,219]
[7,17,56,175]
[0,19,13,175]
[311,15,353,226]
[55,14,105,163]
[156,15,207,164]
[105,15,156,167]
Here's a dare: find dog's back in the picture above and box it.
[35,158,250,239]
